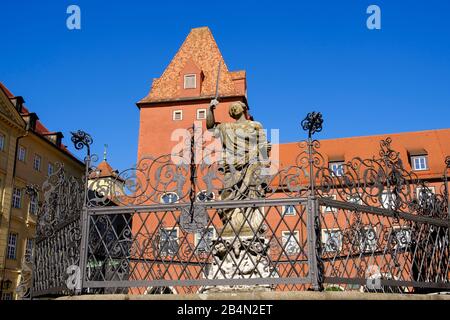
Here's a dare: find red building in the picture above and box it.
[130,27,450,293]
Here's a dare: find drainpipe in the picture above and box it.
[0,125,29,299]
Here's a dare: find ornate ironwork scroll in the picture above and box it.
[32,163,84,298]
[30,113,450,297]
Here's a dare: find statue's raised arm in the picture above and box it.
[206,98,219,130]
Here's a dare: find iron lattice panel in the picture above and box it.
[83,202,311,294]
[318,198,450,293]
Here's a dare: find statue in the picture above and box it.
[201,99,274,292]
[206,99,271,237]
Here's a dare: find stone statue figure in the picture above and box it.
[201,99,274,292]
[206,99,271,237]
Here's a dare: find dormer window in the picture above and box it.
[184,74,196,89]
[411,155,428,171]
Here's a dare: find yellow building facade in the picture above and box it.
[0,82,84,300]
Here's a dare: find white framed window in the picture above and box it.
[33,154,41,171]
[282,205,296,216]
[194,227,216,253]
[173,110,183,121]
[159,228,179,256]
[12,187,22,209]
[18,146,26,162]
[411,155,428,171]
[347,194,363,205]
[7,233,18,260]
[281,230,300,255]
[184,74,197,89]
[416,186,435,201]
[26,238,34,257]
[160,192,179,204]
[0,133,5,151]
[48,162,54,176]
[196,190,215,202]
[359,226,377,253]
[29,193,38,215]
[381,191,397,210]
[322,194,337,213]
[392,226,411,249]
[329,161,344,177]
[1,292,13,300]
[196,109,206,120]
[322,229,343,253]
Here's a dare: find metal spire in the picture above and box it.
[103,144,108,161]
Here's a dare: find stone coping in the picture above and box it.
[56,291,450,300]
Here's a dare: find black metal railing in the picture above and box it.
[25,113,450,298]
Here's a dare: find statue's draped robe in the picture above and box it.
[214,120,271,236]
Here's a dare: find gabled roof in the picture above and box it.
[138,27,246,104]
[0,81,82,164]
[0,82,27,130]
[89,160,118,179]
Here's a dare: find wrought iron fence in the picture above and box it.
[28,113,450,298]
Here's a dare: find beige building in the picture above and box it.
[0,82,84,300]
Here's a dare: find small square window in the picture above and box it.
[411,155,428,171]
[197,109,206,120]
[159,228,179,257]
[329,161,344,177]
[381,191,397,210]
[322,194,338,213]
[184,74,196,89]
[281,230,300,255]
[0,133,5,151]
[282,205,296,216]
[173,110,183,121]
[347,194,363,205]
[322,229,343,253]
[18,146,26,162]
[359,226,377,253]
[194,227,215,253]
[416,186,435,200]
[33,154,41,171]
[392,227,411,249]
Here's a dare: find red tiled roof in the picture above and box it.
[89,160,118,179]
[138,27,246,104]
[0,81,77,158]
[275,129,450,179]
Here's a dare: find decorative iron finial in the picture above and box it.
[301,112,323,138]
[445,156,450,169]
[70,130,93,156]
[103,144,108,161]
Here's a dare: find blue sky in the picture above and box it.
[1,0,449,171]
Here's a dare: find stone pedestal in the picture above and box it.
[200,236,275,293]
